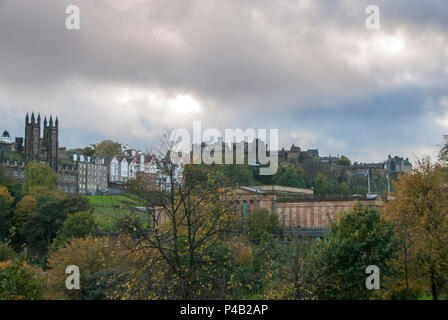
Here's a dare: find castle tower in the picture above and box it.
[24,112,41,162]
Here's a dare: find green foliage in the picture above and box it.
[246,209,280,241]
[350,185,367,195]
[111,163,240,300]
[82,147,95,157]
[20,194,90,255]
[284,233,319,299]
[83,270,121,300]
[272,165,306,188]
[337,155,351,166]
[251,232,319,300]
[0,242,16,262]
[0,256,45,300]
[0,174,23,206]
[86,195,144,231]
[210,163,256,186]
[313,202,399,299]
[13,196,38,230]
[52,211,98,249]
[23,162,58,193]
[250,233,291,299]
[0,185,14,241]
[94,140,122,156]
[383,158,448,300]
[313,173,331,195]
[335,182,350,195]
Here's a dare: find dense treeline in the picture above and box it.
[209,161,379,195]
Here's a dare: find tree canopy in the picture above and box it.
[23,162,58,194]
[94,140,122,156]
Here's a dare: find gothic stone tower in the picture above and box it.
[24,112,59,172]
[43,115,59,172]
[24,112,41,162]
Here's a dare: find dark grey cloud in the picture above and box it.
[0,0,447,162]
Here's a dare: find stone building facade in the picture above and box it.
[73,154,108,194]
[1,160,26,183]
[235,185,382,229]
[274,200,382,228]
[0,130,23,153]
[58,165,78,194]
[386,155,412,174]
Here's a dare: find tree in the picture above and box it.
[337,155,351,166]
[0,168,23,206]
[10,195,38,249]
[0,242,16,262]
[226,235,258,299]
[351,185,367,195]
[336,182,350,195]
[313,173,331,195]
[13,196,38,230]
[52,211,98,249]
[94,140,122,156]
[0,165,13,187]
[0,186,14,241]
[82,147,95,157]
[46,236,127,299]
[251,233,291,299]
[246,208,280,241]
[383,158,448,300]
[313,202,399,299]
[272,165,306,188]
[20,194,90,256]
[212,163,256,186]
[286,231,320,300]
[121,165,238,299]
[0,256,45,300]
[23,162,58,194]
[115,136,239,299]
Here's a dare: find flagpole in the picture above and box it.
[367,169,370,194]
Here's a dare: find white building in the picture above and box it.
[109,155,138,183]
[106,152,184,191]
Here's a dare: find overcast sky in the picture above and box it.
[1,0,447,163]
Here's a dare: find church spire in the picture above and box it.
[25,112,29,124]
[55,116,59,128]
[44,116,47,128]
[31,112,35,124]
[49,115,53,127]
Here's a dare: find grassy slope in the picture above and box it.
[85,194,147,230]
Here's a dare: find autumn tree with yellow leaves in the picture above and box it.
[113,136,240,299]
[383,157,448,300]
[0,185,14,241]
[45,235,129,299]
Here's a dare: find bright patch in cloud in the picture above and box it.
[373,34,406,56]
[169,95,201,114]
